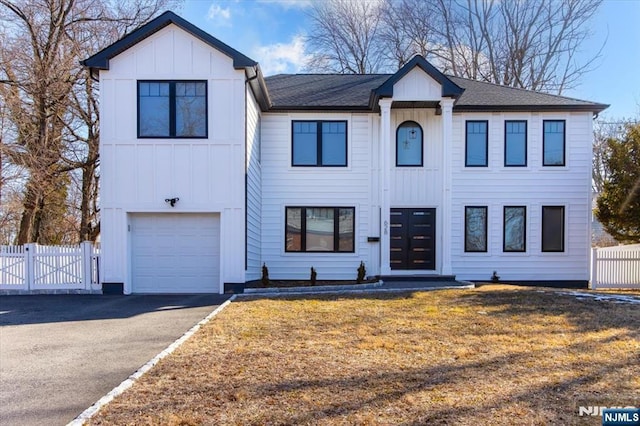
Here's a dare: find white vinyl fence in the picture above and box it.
[0,242,100,293]
[591,244,640,289]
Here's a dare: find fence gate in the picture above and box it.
[0,245,27,290]
[0,242,100,293]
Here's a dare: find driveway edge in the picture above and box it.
[67,294,236,426]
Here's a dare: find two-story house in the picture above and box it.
[82,12,607,294]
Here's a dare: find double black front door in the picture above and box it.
[390,208,436,270]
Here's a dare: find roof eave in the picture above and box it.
[453,104,610,113]
[268,105,373,112]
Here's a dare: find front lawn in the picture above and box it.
[89,286,639,425]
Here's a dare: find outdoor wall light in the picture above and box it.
[165,197,179,207]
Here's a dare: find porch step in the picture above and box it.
[379,275,457,282]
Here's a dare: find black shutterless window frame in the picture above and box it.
[285,206,355,253]
[504,120,527,167]
[291,120,348,167]
[465,120,489,167]
[137,80,208,139]
[396,121,424,167]
[542,120,566,166]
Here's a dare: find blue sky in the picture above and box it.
[179,0,639,119]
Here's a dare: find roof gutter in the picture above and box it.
[245,65,272,111]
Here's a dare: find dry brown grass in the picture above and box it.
[89,286,639,425]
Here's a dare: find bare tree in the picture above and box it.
[306,0,603,94]
[305,0,386,74]
[378,0,442,69]
[0,0,177,244]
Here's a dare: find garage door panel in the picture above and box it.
[131,213,220,294]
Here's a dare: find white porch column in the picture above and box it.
[441,98,455,275]
[379,98,393,275]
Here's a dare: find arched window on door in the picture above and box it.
[396,121,423,166]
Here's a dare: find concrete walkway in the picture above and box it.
[0,294,229,426]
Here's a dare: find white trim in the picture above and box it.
[379,99,393,275]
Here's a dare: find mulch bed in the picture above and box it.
[245,279,379,289]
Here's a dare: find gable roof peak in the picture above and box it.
[374,55,465,100]
[81,10,257,72]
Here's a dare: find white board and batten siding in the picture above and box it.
[260,113,374,280]
[99,24,247,293]
[450,111,594,281]
[392,67,442,102]
[390,109,444,207]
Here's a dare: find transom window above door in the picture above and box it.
[138,81,207,138]
[396,121,423,166]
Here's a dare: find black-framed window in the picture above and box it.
[292,121,347,166]
[138,81,207,138]
[542,206,565,252]
[505,120,527,166]
[503,206,526,252]
[465,121,488,167]
[543,120,565,166]
[396,121,423,166]
[465,206,488,252]
[285,207,355,252]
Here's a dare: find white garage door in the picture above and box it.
[131,213,220,293]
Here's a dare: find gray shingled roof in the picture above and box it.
[264,73,608,113]
[449,76,607,112]
[265,74,388,110]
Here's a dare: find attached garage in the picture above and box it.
[130,213,221,294]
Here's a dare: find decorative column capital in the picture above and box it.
[379,98,393,111]
[440,97,454,111]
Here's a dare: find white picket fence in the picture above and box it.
[591,244,640,289]
[0,242,100,293]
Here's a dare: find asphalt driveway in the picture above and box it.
[0,294,229,426]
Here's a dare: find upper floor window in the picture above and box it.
[504,120,527,166]
[285,207,355,252]
[292,121,347,166]
[138,81,207,138]
[543,120,565,166]
[465,121,488,167]
[396,121,423,166]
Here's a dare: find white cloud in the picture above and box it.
[253,35,311,75]
[256,0,312,9]
[207,4,232,24]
